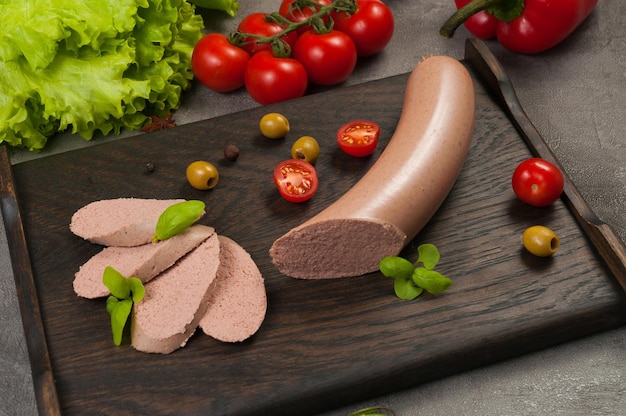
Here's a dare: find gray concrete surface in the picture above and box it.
[2,1,625,415]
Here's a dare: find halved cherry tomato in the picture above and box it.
[512,158,564,207]
[273,159,318,203]
[336,120,381,157]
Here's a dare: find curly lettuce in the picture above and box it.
[189,0,239,17]
[0,0,209,151]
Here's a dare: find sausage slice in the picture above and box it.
[131,233,220,354]
[70,198,187,247]
[73,225,215,299]
[199,236,267,342]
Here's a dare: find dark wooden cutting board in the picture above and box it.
[5,63,626,416]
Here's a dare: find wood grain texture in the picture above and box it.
[464,38,626,292]
[0,146,60,416]
[7,66,626,416]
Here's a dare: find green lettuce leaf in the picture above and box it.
[189,0,239,17]
[0,0,206,151]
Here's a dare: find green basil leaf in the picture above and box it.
[128,277,145,303]
[412,267,452,294]
[153,200,205,242]
[108,298,133,346]
[417,243,440,270]
[102,266,130,300]
[103,268,144,346]
[105,295,119,315]
[379,256,414,280]
[348,407,396,416]
[393,277,423,300]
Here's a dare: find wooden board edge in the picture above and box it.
[1,145,61,416]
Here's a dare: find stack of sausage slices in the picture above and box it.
[70,198,267,354]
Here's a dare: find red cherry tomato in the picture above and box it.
[237,12,298,55]
[191,33,250,93]
[336,120,381,157]
[333,0,395,56]
[244,51,308,105]
[512,158,564,207]
[273,159,319,203]
[279,0,333,34]
[293,30,357,86]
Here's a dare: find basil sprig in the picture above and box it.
[380,243,452,300]
[103,266,145,346]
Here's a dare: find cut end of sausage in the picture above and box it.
[269,219,406,279]
[199,235,267,342]
[269,55,474,280]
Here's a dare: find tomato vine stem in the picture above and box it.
[230,0,358,57]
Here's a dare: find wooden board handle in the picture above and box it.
[464,38,626,293]
[0,146,61,416]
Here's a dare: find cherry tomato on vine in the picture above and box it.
[511,158,564,207]
[336,120,381,157]
[236,12,298,55]
[273,159,319,203]
[522,225,560,257]
[293,30,357,86]
[244,51,308,105]
[333,0,395,56]
[191,33,250,93]
[278,0,333,34]
[333,0,395,57]
[186,161,219,190]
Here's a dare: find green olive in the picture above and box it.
[291,136,320,163]
[522,225,560,257]
[259,113,290,139]
[186,160,219,190]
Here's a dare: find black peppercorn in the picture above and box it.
[224,144,240,161]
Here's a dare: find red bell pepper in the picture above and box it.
[440,0,599,54]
